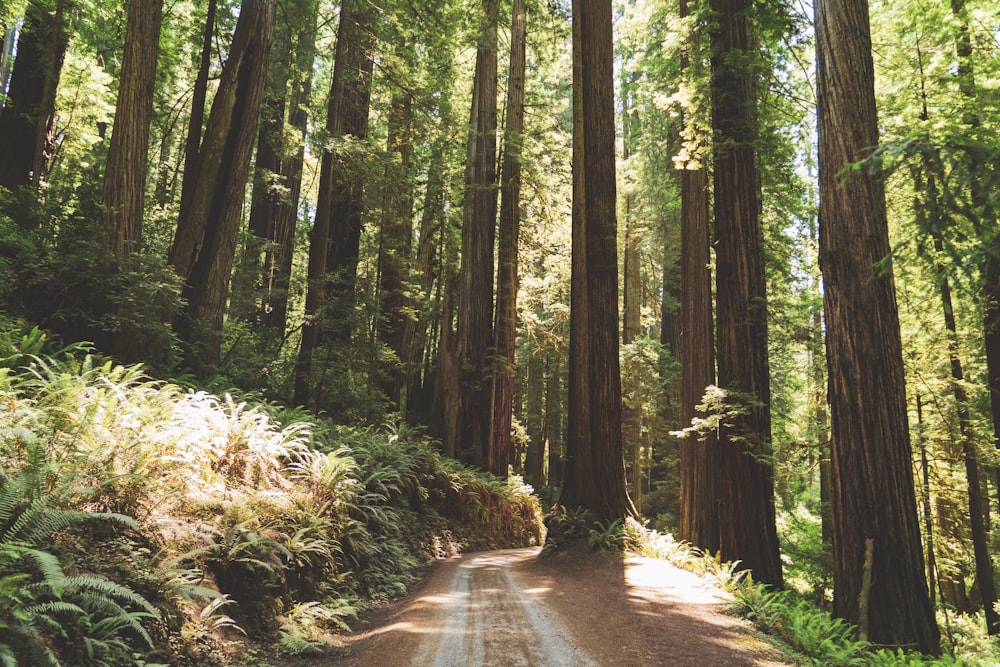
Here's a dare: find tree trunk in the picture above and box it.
[916,150,1000,631]
[456,0,499,467]
[323,2,374,346]
[378,79,414,408]
[709,0,782,587]
[815,0,940,652]
[293,0,373,407]
[101,0,163,256]
[545,340,565,490]
[948,0,1000,521]
[487,0,526,478]
[258,8,314,340]
[623,205,642,504]
[676,0,719,555]
[0,0,69,191]
[408,123,450,424]
[169,0,276,378]
[559,0,633,523]
[914,396,937,610]
[176,0,217,235]
[524,342,546,490]
[232,52,287,323]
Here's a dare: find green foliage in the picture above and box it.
[731,582,869,665]
[587,518,626,550]
[0,441,158,666]
[0,343,543,662]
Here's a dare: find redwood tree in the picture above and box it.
[709,0,782,587]
[487,0,527,478]
[293,0,374,408]
[675,0,719,555]
[0,0,68,191]
[559,0,633,523]
[101,0,164,256]
[815,0,940,652]
[455,0,499,466]
[168,0,277,377]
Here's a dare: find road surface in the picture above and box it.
[327,547,790,666]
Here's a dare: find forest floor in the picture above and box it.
[278,546,795,666]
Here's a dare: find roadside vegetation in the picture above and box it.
[616,519,999,667]
[0,318,541,666]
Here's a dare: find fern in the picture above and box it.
[0,442,158,665]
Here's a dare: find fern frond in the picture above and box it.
[63,575,159,616]
[24,600,87,617]
[15,545,67,595]
[89,610,157,649]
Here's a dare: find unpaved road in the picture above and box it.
[320,547,791,667]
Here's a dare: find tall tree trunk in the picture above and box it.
[101,0,163,256]
[815,0,940,652]
[487,0,526,478]
[709,0,782,587]
[676,0,719,555]
[408,126,450,424]
[915,141,999,631]
[378,81,414,408]
[0,0,69,191]
[293,0,373,407]
[456,0,499,467]
[623,203,642,505]
[559,0,633,523]
[948,0,1000,519]
[524,342,545,490]
[914,396,937,610]
[545,343,564,489]
[169,0,276,378]
[621,67,642,506]
[323,3,374,346]
[176,0,217,231]
[229,4,293,324]
[248,0,319,340]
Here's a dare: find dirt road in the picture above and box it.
[326,547,790,666]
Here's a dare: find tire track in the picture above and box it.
[412,550,596,667]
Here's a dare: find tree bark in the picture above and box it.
[258,8,315,339]
[815,0,940,652]
[456,0,499,467]
[323,2,374,345]
[709,0,782,587]
[915,142,999,631]
[169,0,277,377]
[293,0,374,407]
[524,342,546,490]
[378,78,414,408]
[487,0,527,478]
[676,0,719,555]
[101,0,163,256]
[176,0,217,236]
[559,0,633,523]
[0,0,69,191]
[948,0,1000,523]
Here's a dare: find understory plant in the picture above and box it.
[624,518,990,666]
[0,322,543,664]
[0,441,162,666]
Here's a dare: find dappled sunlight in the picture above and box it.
[624,555,729,608]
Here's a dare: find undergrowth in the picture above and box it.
[0,320,542,665]
[625,519,998,666]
